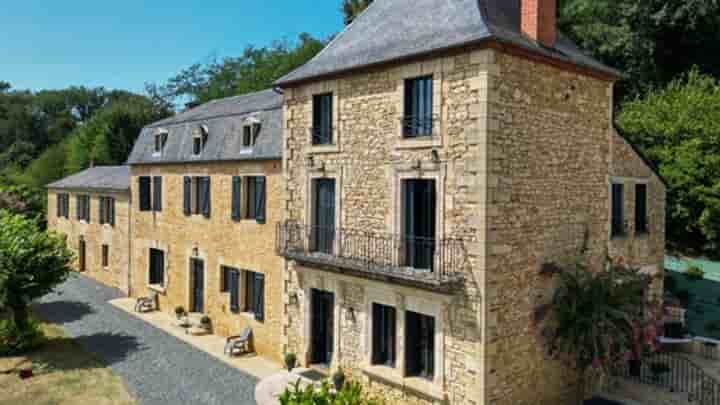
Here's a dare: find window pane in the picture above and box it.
[635,184,648,233]
[139,177,152,211]
[405,311,434,379]
[611,183,624,237]
[403,76,433,137]
[372,304,396,367]
[312,94,333,145]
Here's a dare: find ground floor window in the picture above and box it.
[149,248,165,286]
[244,271,265,322]
[372,303,397,367]
[405,310,435,379]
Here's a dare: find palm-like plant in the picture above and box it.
[341,0,373,25]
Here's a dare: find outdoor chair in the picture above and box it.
[134,292,158,313]
[224,327,253,357]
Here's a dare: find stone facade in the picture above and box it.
[129,161,284,362]
[281,47,666,405]
[47,189,131,294]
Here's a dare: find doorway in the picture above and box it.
[402,179,437,271]
[310,289,335,366]
[190,258,204,313]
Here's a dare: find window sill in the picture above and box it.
[240,312,258,321]
[148,284,166,294]
[308,144,340,154]
[362,366,444,401]
[395,136,441,150]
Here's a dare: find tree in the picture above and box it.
[341,0,373,25]
[617,69,720,255]
[0,211,73,332]
[558,0,720,101]
[0,185,45,219]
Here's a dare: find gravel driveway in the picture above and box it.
[34,274,259,405]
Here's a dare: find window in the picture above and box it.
[372,304,396,367]
[245,176,266,223]
[228,268,241,313]
[611,183,625,237]
[635,184,648,234]
[242,124,261,147]
[405,311,435,379]
[244,270,265,322]
[99,196,116,226]
[101,244,109,268]
[183,176,211,217]
[56,193,69,219]
[312,179,336,254]
[220,265,232,293]
[154,131,168,153]
[192,125,209,155]
[312,93,333,145]
[139,177,152,211]
[152,176,162,212]
[149,248,165,286]
[403,76,434,137]
[402,179,436,270]
[76,195,90,222]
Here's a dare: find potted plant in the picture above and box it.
[175,306,186,320]
[284,352,297,372]
[332,368,346,391]
[200,315,211,331]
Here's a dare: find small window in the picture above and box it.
[183,176,211,217]
[403,76,434,137]
[372,303,397,367]
[57,193,70,219]
[244,270,265,322]
[312,93,333,145]
[193,125,209,155]
[99,196,116,226]
[76,195,90,222]
[149,248,165,286]
[611,183,625,237]
[139,177,152,211]
[101,244,109,268]
[154,132,168,153]
[635,184,648,234]
[242,124,261,147]
[405,311,435,380]
[245,176,266,223]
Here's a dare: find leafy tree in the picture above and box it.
[0,211,73,332]
[0,185,45,218]
[558,0,720,101]
[341,0,373,25]
[15,140,69,188]
[617,69,720,255]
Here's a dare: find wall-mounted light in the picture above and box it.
[431,149,441,164]
[289,292,299,306]
[192,247,199,257]
[345,306,356,323]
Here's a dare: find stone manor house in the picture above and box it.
[47,0,667,404]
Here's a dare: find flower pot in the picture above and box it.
[333,374,345,391]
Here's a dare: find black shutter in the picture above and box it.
[110,198,115,226]
[153,176,162,212]
[139,177,151,211]
[183,177,191,216]
[85,196,91,222]
[612,184,624,236]
[372,304,382,364]
[255,177,266,224]
[245,271,255,311]
[405,312,419,376]
[99,197,106,224]
[635,184,648,232]
[229,270,240,313]
[232,176,241,220]
[254,273,265,322]
[200,177,211,218]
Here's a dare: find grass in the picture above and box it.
[0,319,136,405]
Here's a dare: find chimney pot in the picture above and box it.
[521,0,557,47]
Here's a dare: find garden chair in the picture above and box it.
[224,327,253,357]
[134,292,158,313]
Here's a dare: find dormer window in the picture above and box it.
[193,125,209,155]
[242,118,261,147]
[154,130,168,154]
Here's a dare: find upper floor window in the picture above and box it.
[154,130,168,154]
[139,176,162,212]
[193,125,209,155]
[635,184,648,234]
[99,196,116,226]
[242,123,261,147]
[243,270,265,322]
[611,183,625,237]
[56,193,70,219]
[183,176,211,218]
[403,76,434,137]
[76,195,91,222]
[312,93,333,145]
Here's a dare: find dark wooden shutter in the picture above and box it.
[200,177,211,218]
[255,177,266,224]
[139,177,151,211]
[183,177,191,216]
[85,196,91,222]
[254,273,265,322]
[612,184,624,236]
[99,197,106,224]
[56,195,62,218]
[405,312,419,375]
[110,198,115,226]
[372,304,383,365]
[635,184,648,232]
[423,315,435,377]
[245,271,255,312]
[229,269,240,313]
[232,176,241,220]
[153,176,162,212]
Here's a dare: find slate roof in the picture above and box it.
[275,0,620,86]
[127,89,283,165]
[47,166,130,192]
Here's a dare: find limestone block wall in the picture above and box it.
[129,160,284,362]
[47,189,131,294]
[282,50,494,404]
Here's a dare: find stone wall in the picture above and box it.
[129,160,284,362]
[47,189,131,294]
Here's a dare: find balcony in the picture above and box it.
[276,222,466,293]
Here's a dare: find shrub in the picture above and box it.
[284,352,297,371]
[175,306,186,317]
[200,316,211,326]
[279,381,381,405]
[686,266,705,280]
[0,319,46,356]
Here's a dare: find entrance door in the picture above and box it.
[78,238,86,272]
[403,179,436,271]
[190,258,204,313]
[313,179,336,254]
[310,289,335,365]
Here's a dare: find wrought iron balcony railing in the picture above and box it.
[276,222,466,292]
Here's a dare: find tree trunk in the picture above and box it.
[11,304,30,331]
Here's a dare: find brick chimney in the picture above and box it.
[521,0,557,47]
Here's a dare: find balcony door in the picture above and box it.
[402,179,436,271]
[313,179,336,255]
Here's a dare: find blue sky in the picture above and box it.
[1,1,343,93]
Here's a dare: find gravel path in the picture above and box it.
[34,274,259,405]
